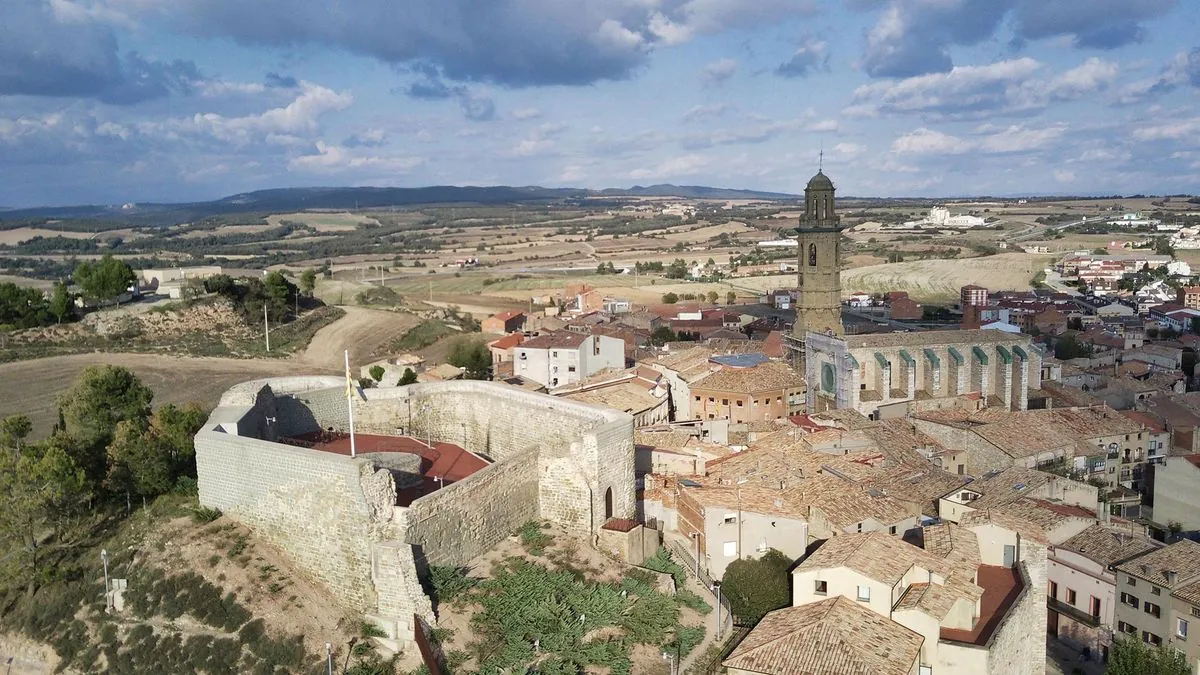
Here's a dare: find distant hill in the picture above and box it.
[0,184,799,225]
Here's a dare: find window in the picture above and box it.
[567,366,576,373]
[1090,596,1101,619]
[723,541,737,557]
[856,522,863,532]
[919,667,932,675]
[1145,602,1161,618]
[889,526,897,535]
[1128,577,1137,587]
[1178,618,1189,640]
[737,400,743,407]
[1120,592,1139,609]
[723,515,737,525]
[695,396,701,402]
[857,585,871,602]
[1151,586,1161,596]
[1143,632,1162,647]
[708,397,715,403]
[722,399,729,405]
[1049,581,1058,600]
[814,580,827,595]
[1118,621,1136,635]
[1067,589,1077,605]
[552,351,558,357]
[1192,607,1200,619]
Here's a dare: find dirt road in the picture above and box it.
[0,306,416,436]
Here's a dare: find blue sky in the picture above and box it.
[1,0,1198,207]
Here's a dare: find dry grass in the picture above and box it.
[0,227,95,245]
[265,211,380,232]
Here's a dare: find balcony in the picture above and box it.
[1048,597,1101,628]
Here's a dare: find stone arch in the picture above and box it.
[808,243,817,267]
[604,486,613,520]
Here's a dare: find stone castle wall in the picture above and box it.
[988,542,1048,675]
[195,377,636,647]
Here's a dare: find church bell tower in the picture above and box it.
[792,169,844,340]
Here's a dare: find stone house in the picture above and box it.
[689,359,806,423]
[486,332,523,364]
[1113,540,1200,660]
[639,347,718,421]
[481,310,525,335]
[513,331,624,388]
[1047,523,1160,661]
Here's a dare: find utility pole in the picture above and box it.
[101,549,110,611]
[264,304,270,352]
[714,581,723,640]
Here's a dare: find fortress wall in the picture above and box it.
[405,450,540,566]
[195,429,377,611]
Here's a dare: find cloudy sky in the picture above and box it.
[1,0,1198,206]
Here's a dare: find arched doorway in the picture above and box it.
[604,487,613,520]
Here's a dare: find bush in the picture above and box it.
[428,566,477,605]
[518,521,553,555]
[369,365,385,382]
[191,506,222,523]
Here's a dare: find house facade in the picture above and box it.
[513,332,624,388]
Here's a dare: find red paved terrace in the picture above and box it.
[282,432,489,506]
[939,565,1024,646]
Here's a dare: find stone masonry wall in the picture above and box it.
[988,542,1048,675]
[405,450,539,566]
[195,430,377,611]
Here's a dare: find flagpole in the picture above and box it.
[345,349,357,458]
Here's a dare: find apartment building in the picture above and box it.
[689,358,806,423]
[512,331,624,388]
[1112,540,1200,665]
[1047,524,1161,661]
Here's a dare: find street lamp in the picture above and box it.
[101,549,110,611]
[661,650,678,675]
[325,643,333,675]
[736,477,749,560]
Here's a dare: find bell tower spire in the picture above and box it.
[793,168,844,341]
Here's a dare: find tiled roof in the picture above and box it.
[519,331,589,349]
[1173,580,1200,606]
[489,310,524,321]
[1059,524,1160,567]
[1115,539,1200,586]
[840,329,1032,349]
[796,531,954,587]
[691,360,805,394]
[722,596,923,675]
[960,497,1094,544]
[488,333,524,350]
[762,331,786,358]
[564,382,664,415]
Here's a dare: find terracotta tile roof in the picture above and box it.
[840,329,1033,349]
[489,310,524,321]
[1121,410,1166,433]
[797,531,955,587]
[1058,523,1160,567]
[1115,539,1200,587]
[1041,381,1105,408]
[488,333,524,350]
[519,331,589,349]
[722,596,923,675]
[960,497,1095,544]
[762,331,786,358]
[563,382,664,415]
[1173,580,1200,606]
[691,360,805,395]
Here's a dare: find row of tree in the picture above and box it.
[0,366,205,595]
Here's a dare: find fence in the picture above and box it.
[685,626,751,675]
[665,539,735,622]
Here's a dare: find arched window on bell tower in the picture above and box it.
[809,243,817,267]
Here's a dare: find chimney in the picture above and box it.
[1167,570,1178,586]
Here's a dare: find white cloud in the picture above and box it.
[630,153,710,179]
[833,142,866,159]
[289,140,424,173]
[511,107,543,120]
[977,124,1067,153]
[1053,169,1076,183]
[188,81,353,143]
[701,58,738,86]
[682,103,733,121]
[891,128,968,155]
[1133,118,1200,142]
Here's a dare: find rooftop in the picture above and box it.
[691,360,805,394]
[839,329,1031,349]
[710,352,770,368]
[722,596,923,675]
[937,565,1024,647]
[1115,539,1200,587]
[796,531,954,588]
[1058,523,1160,567]
[519,331,589,350]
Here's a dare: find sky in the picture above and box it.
[1,0,1198,207]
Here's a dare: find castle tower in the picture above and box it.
[793,170,844,340]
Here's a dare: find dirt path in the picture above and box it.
[0,306,416,436]
[297,306,419,369]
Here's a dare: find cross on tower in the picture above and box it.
[818,144,824,171]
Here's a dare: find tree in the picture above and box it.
[650,326,677,346]
[0,414,32,451]
[1054,334,1094,361]
[300,268,318,297]
[662,292,679,304]
[370,365,386,382]
[58,365,154,483]
[726,291,737,305]
[665,259,689,279]
[0,282,51,328]
[204,273,238,297]
[1106,636,1189,675]
[72,254,136,305]
[398,368,418,386]
[721,549,792,626]
[47,282,73,324]
[0,441,89,595]
[447,341,493,380]
[706,291,719,304]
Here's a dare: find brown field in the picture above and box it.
[0,227,96,245]
[0,274,54,290]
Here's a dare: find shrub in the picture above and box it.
[518,521,552,555]
[369,365,385,382]
[428,565,477,604]
[191,506,222,523]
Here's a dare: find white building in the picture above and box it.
[513,331,625,388]
[1167,260,1193,277]
[905,206,987,229]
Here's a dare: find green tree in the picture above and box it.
[399,368,418,386]
[1106,636,1189,675]
[0,282,51,328]
[47,281,74,324]
[72,254,136,305]
[650,326,677,346]
[721,549,792,625]
[58,365,154,483]
[0,441,89,595]
[706,291,719,304]
[370,365,386,382]
[1054,334,1094,361]
[665,259,689,279]
[448,341,493,380]
[203,273,238,297]
[662,292,679,304]
[726,291,737,305]
[300,268,317,296]
[0,414,32,451]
